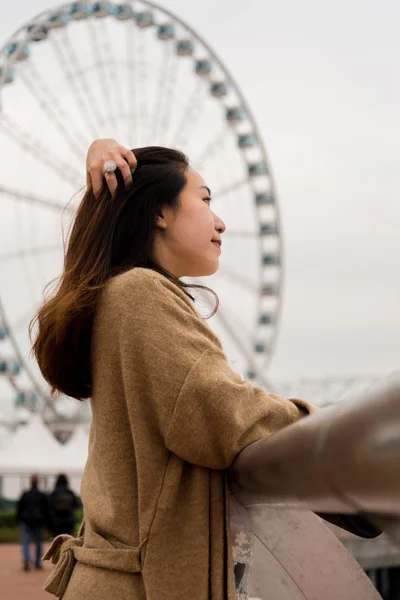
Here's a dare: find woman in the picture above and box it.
[31,139,314,600]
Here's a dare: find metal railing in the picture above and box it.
[230,374,400,600]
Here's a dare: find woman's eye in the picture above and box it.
[203,197,212,205]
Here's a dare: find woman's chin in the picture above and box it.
[184,261,219,279]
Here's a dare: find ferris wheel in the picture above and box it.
[0,1,283,424]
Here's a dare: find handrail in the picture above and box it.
[230,374,400,599]
[231,374,400,518]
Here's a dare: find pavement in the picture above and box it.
[0,544,265,600]
[0,543,52,600]
[0,543,264,600]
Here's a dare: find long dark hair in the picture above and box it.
[30,146,217,401]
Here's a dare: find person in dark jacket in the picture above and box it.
[48,474,80,537]
[16,474,48,571]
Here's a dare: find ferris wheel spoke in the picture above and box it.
[126,22,137,143]
[192,281,269,386]
[0,185,72,213]
[217,264,260,294]
[87,20,120,137]
[49,35,99,139]
[19,65,87,161]
[4,377,20,394]
[192,281,252,350]
[137,29,149,143]
[15,207,52,297]
[11,304,42,335]
[59,29,106,132]
[158,53,181,146]
[150,42,173,143]
[172,78,205,147]
[178,95,212,149]
[99,20,127,138]
[213,305,272,389]
[0,116,81,186]
[215,307,253,358]
[0,244,61,263]
[0,297,59,417]
[193,127,231,168]
[213,178,249,200]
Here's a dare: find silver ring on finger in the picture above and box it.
[103,160,117,174]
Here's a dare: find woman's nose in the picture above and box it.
[213,213,226,234]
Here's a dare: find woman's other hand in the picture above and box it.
[86,139,137,196]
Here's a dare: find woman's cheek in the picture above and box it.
[179,205,213,250]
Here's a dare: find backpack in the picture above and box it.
[52,488,75,514]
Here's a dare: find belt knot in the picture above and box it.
[43,529,147,597]
[43,534,83,597]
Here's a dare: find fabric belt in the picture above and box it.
[43,529,148,598]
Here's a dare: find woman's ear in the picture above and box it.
[156,212,167,229]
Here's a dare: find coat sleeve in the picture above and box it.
[165,347,313,469]
[114,270,315,470]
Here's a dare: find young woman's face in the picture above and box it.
[154,167,226,278]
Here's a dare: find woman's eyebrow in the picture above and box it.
[198,185,211,195]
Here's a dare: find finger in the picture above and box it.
[91,167,105,198]
[121,148,137,170]
[104,171,118,195]
[115,158,132,186]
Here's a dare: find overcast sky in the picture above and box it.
[0,0,399,382]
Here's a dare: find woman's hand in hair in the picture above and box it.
[86,139,137,197]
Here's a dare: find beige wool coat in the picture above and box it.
[44,268,313,600]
